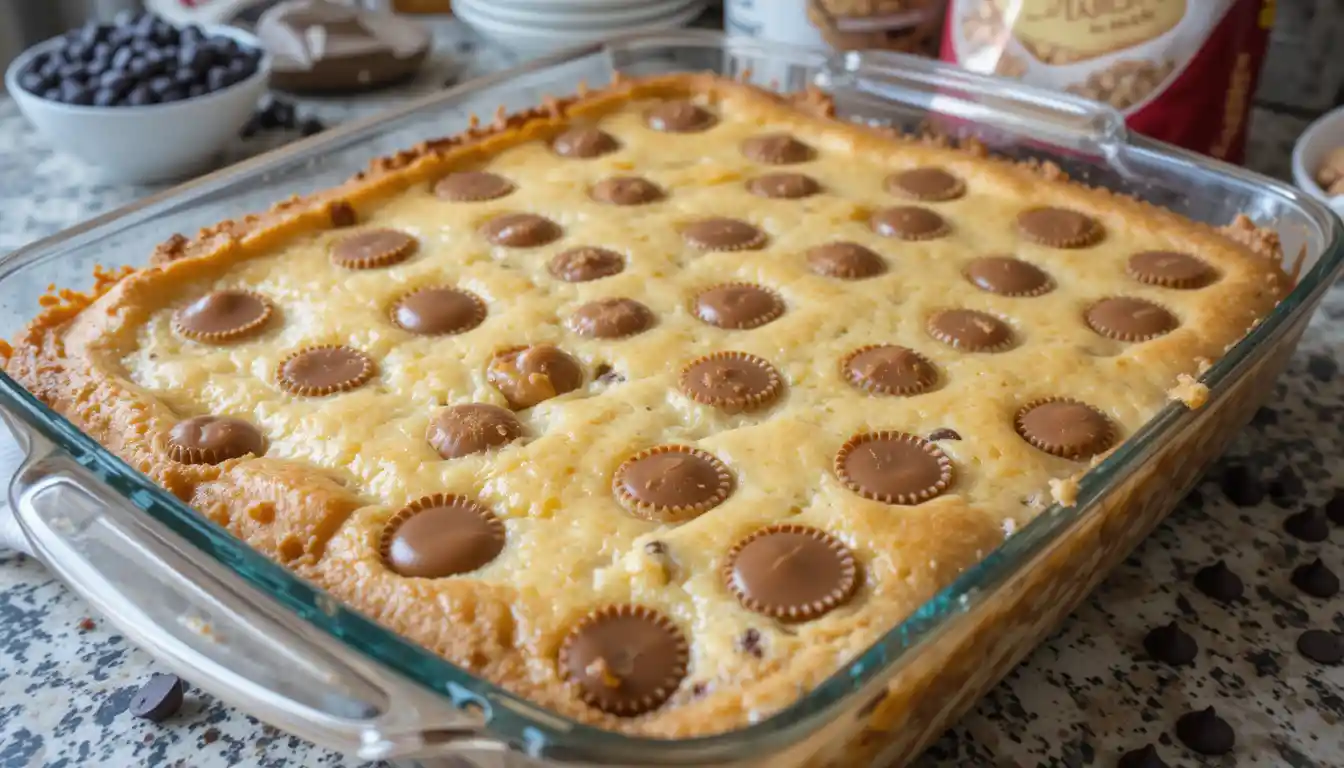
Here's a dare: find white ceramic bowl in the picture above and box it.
[4,25,271,185]
[455,0,706,57]
[457,0,696,29]
[1291,105,1344,218]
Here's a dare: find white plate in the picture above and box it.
[1291,106,1344,218]
[455,1,707,55]
[490,0,682,10]
[455,0,696,30]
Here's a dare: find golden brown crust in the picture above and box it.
[1,73,1291,740]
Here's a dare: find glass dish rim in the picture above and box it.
[1,30,1341,760]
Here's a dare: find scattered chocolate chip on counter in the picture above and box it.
[128,673,184,722]
[1290,558,1340,598]
[1118,744,1169,768]
[1218,464,1264,506]
[1192,560,1244,602]
[1143,621,1197,666]
[1296,629,1343,665]
[1326,489,1344,526]
[1175,706,1235,755]
[1283,508,1331,542]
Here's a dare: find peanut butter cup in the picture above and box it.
[566,298,654,339]
[886,168,965,202]
[480,213,562,248]
[645,101,715,133]
[725,524,858,621]
[806,242,885,279]
[1017,207,1102,248]
[590,177,663,206]
[1128,250,1216,289]
[1015,398,1115,459]
[433,171,514,202]
[427,404,523,459]
[486,345,583,409]
[1085,297,1179,341]
[381,494,505,578]
[277,345,376,396]
[331,229,417,269]
[841,345,937,395]
[551,126,618,159]
[964,257,1053,297]
[835,432,953,504]
[682,218,766,251]
[679,351,783,412]
[870,206,950,240]
[927,309,1013,352]
[613,445,733,522]
[549,247,624,282]
[166,415,266,465]
[741,133,813,164]
[560,605,688,716]
[390,287,486,336]
[747,173,820,199]
[174,290,273,343]
[692,283,784,330]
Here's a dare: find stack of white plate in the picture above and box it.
[454,0,708,56]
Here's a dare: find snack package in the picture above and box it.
[940,1,1275,163]
[726,0,948,57]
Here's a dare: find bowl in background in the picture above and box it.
[1291,105,1344,218]
[4,25,271,185]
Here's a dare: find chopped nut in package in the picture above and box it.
[726,0,948,57]
[941,1,1275,163]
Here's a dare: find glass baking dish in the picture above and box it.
[1,31,1340,768]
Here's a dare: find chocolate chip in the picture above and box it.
[327,200,357,227]
[692,283,785,330]
[644,541,666,555]
[870,206,949,240]
[1143,622,1197,666]
[1290,559,1339,598]
[682,218,766,251]
[1128,250,1215,289]
[738,627,763,658]
[725,524,858,622]
[390,287,485,336]
[381,494,504,578]
[174,290,273,343]
[549,247,623,282]
[927,309,1013,352]
[277,345,376,396]
[1016,206,1102,248]
[1328,491,1344,525]
[1118,744,1169,768]
[964,257,1053,297]
[613,445,733,522]
[486,345,583,409]
[1175,707,1234,755]
[741,133,813,164]
[551,126,617,158]
[1219,465,1264,507]
[805,242,885,279]
[1085,297,1178,341]
[166,415,266,465]
[590,176,663,206]
[679,351,783,412]
[747,173,820,199]
[1296,629,1343,665]
[434,171,514,202]
[885,168,964,202]
[1284,508,1330,542]
[129,673,184,722]
[331,228,417,269]
[841,345,937,396]
[645,101,715,133]
[1015,399,1115,460]
[480,213,561,248]
[560,605,688,716]
[427,403,523,459]
[835,432,952,504]
[596,364,624,385]
[566,298,654,339]
[928,427,961,441]
[1193,560,1243,602]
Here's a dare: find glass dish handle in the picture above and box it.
[821,50,1129,158]
[6,440,498,762]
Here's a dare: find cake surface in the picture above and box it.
[2,74,1288,738]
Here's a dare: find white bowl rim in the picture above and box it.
[456,0,705,36]
[454,0,698,28]
[4,23,271,116]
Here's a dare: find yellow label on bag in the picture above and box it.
[996,0,1188,63]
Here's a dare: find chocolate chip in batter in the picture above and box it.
[835,432,952,504]
[682,218,766,251]
[390,286,486,336]
[560,605,688,716]
[433,171,514,202]
[566,298,654,339]
[590,176,663,206]
[885,168,965,202]
[741,133,813,164]
[1193,560,1243,602]
[679,351,783,412]
[486,345,583,409]
[174,290,273,343]
[427,403,523,459]
[382,494,504,578]
[805,242,885,279]
[277,345,376,396]
[1290,558,1340,599]
[166,415,266,465]
[645,101,715,133]
[725,524,858,622]
[551,126,618,159]
[331,228,418,269]
[612,445,733,522]
[1017,207,1102,248]
[480,212,562,248]
[927,427,962,442]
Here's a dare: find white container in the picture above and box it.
[1291,106,1344,218]
[454,0,707,57]
[724,0,828,48]
[4,25,271,185]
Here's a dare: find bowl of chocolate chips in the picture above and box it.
[4,12,271,184]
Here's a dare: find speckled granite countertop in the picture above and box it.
[2,15,1344,768]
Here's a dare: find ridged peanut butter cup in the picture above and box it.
[805,242,885,279]
[486,344,583,409]
[724,524,858,622]
[590,177,663,206]
[645,101,715,133]
[433,171,514,202]
[165,415,266,465]
[870,206,950,241]
[747,173,820,200]
[480,212,562,248]
[885,168,965,202]
[390,286,486,336]
[927,309,1014,352]
[560,604,688,716]
[174,290,273,343]
[741,133,813,164]
[551,126,618,159]
[692,283,785,330]
[1017,207,1102,248]
[1085,297,1179,341]
[964,257,1053,297]
[331,229,418,269]
[380,494,505,579]
[427,403,523,459]
[613,445,733,522]
[566,298,654,339]
[679,351,783,412]
[276,345,376,396]
[841,345,937,396]
[682,218,767,251]
[1127,250,1216,289]
[1015,398,1115,459]
[835,431,953,504]
[549,247,624,282]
